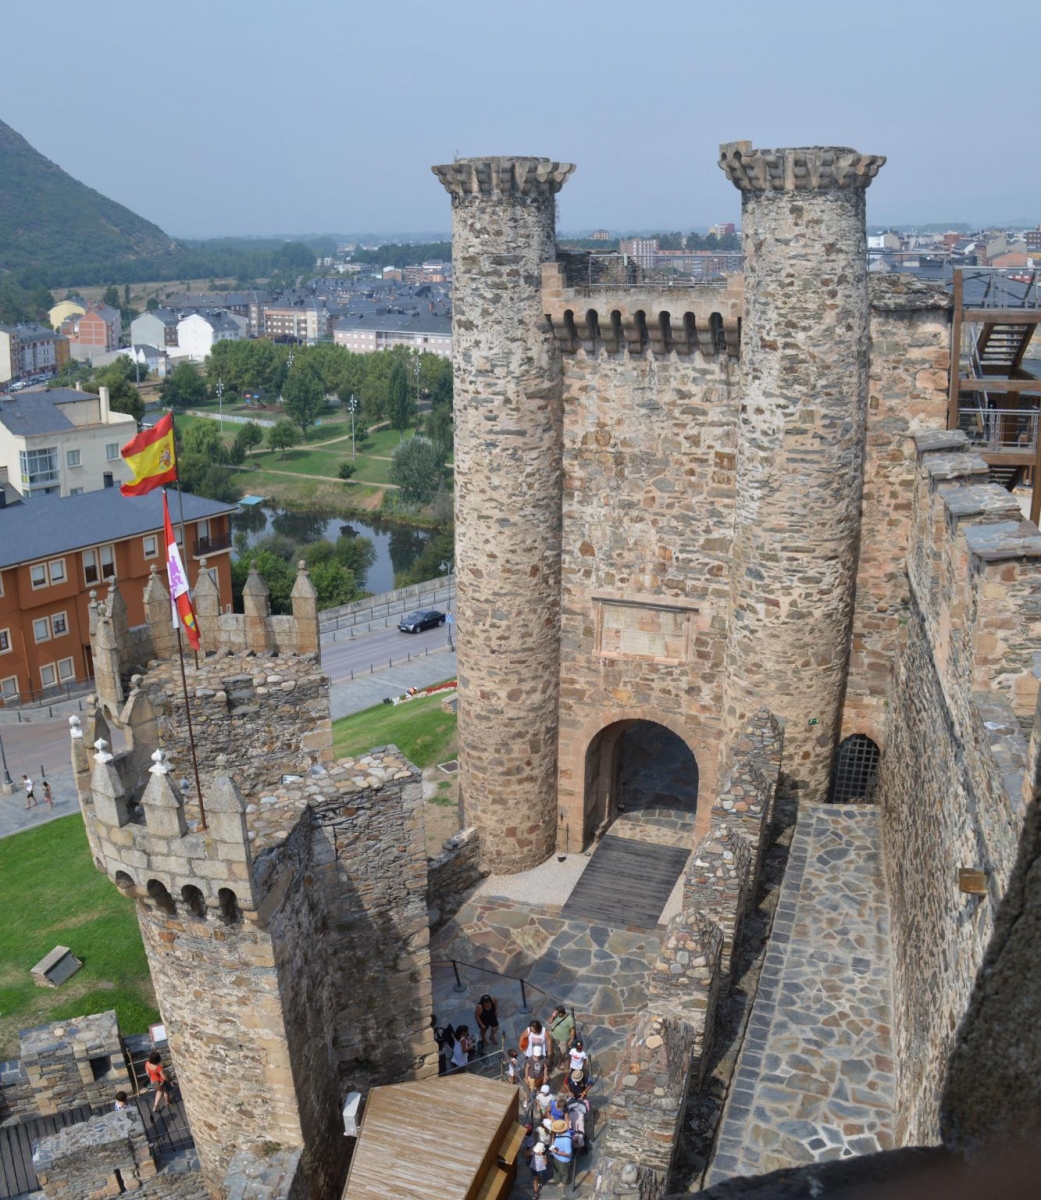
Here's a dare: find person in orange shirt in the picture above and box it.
[145,1051,172,1113]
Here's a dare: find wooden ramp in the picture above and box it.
[560,835,690,929]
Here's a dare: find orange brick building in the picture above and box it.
[0,489,236,703]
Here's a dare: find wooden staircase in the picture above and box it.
[977,321,1035,373]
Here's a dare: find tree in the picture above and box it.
[427,404,453,463]
[102,285,120,309]
[338,461,356,484]
[160,362,208,409]
[335,532,376,578]
[231,548,295,613]
[268,419,300,459]
[282,360,325,439]
[181,419,229,462]
[390,436,441,505]
[234,420,264,460]
[84,366,144,425]
[431,366,453,411]
[307,560,360,609]
[387,358,416,441]
[146,296,159,312]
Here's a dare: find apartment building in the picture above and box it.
[61,302,121,361]
[0,488,236,700]
[0,387,137,498]
[332,311,452,358]
[0,324,70,384]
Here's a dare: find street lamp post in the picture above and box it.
[440,560,454,649]
[216,378,224,432]
[348,394,358,460]
[0,724,13,793]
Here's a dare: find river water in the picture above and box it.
[231,505,431,594]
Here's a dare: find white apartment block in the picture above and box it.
[0,387,136,499]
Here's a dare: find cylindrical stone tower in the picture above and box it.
[719,143,885,801]
[432,156,575,873]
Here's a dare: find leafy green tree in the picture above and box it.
[338,461,356,483]
[431,366,453,411]
[234,420,264,460]
[160,362,208,409]
[146,296,159,312]
[231,548,295,613]
[178,456,240,503]
[336,532,376,578]
[181,419,229,462]
[307,560,360,609]
[102,285,120,309]
[427,404,453,462]
[268,418,300,459]
[387,358,416,441]
[390,436,441,505]
[282,360,325,439]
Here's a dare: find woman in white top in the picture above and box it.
[451,1024,473,1072]
[522,1019,550,1087]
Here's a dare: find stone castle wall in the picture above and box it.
[841,278,952,746]
[877,432,1041,1142]
[593,713,782,1198]
[545,261,739,842]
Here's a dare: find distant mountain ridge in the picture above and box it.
[0,118,178,285]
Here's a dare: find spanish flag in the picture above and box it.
[120,412,177,496]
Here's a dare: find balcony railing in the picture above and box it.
[560,252,743,289]
[193,533,232,557]
[958,406,1039,453]
[960,267,1041,311]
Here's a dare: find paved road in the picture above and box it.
[0,622,458,836]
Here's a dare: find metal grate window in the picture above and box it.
[827,734,881,804]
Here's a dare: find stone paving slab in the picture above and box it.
[706,805,895,1185]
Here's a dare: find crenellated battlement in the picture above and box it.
[89,560,319,716]
[541,260,741,357]
[909,430,1041,734]
[432,155,575,198]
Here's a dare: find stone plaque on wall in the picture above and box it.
[597,600,692,663]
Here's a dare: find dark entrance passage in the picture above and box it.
[582,719,700,844]
[566,720,699,929]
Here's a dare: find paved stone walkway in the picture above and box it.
[706,804,895,1184]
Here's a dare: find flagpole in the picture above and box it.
[164,480,207,833]
[169,413,198,670]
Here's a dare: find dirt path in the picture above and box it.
[259,467,399,489]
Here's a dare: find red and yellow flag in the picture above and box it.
[162,491,202,651]
[120,412,177,496]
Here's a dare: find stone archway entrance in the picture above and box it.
[562,721,700,929]
[581,719,700,846]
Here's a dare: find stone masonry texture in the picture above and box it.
[432,156,574,874]
[876,434,1041,1144]
[76,603,437,1199]
[720,144,882,803]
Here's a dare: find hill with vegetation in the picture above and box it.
[0,118,178,286]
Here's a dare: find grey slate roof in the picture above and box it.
[0,489,238,570]
[0,389,97,437]
[333,311,451,336]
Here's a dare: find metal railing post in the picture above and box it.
[451,959,467,994]
[518,978,531,1015]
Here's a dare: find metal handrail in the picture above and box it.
[958,406,1039,452]
[433,955,552,1014]
[561,252,743,289]
[960,267,1041,310]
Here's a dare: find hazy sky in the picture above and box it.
[4,0,1038,238]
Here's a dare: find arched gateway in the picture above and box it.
[561,720,700,930]
[580,718,700,846]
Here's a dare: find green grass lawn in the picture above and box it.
[351,455,395,484]
[0,816,158,1058]
[359,427,414,456]
[253,447,348,477]
[332,689,457,768]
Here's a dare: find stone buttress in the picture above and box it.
[719,143,885,800]
[431,156,575,873]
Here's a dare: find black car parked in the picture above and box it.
[398,609,446,633]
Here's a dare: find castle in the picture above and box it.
[20,143,1040,1199]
